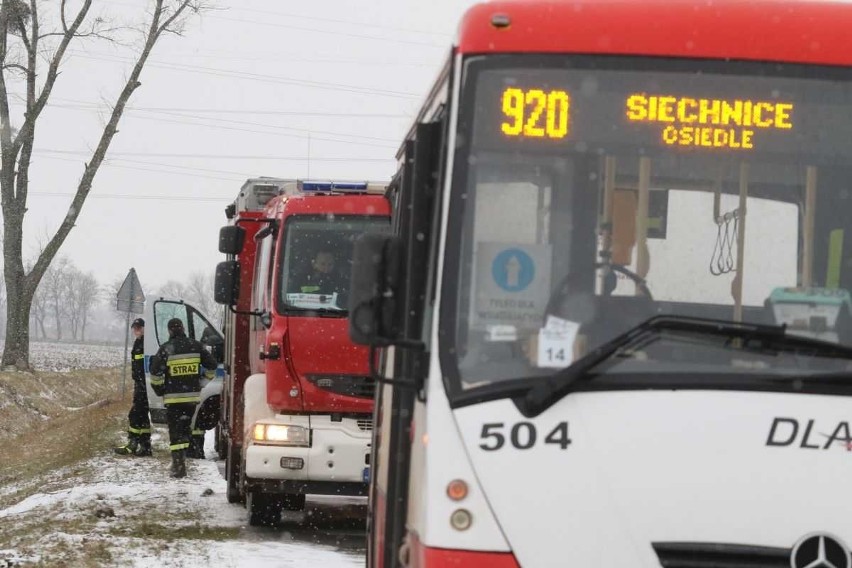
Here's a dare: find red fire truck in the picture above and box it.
[215,178,390,526]
[350,0,852,566]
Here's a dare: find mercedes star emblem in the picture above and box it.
[791,533,852,568]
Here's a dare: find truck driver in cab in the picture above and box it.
[298,250,340,294]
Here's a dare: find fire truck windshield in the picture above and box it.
[279,214,390,315]
[441,55,852,397]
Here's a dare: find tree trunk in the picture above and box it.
[1,202,31,368]
[53,303,61,339]
[2,261,32,369]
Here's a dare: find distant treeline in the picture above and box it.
[0,259,220,343]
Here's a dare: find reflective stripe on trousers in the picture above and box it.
[164,392,200,404]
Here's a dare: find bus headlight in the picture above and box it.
[251,423,310,446]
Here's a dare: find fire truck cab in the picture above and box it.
[216,179,391,526]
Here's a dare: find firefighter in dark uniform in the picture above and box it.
[114,318,152,456]
[149,318,217,478]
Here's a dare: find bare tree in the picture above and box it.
[157,280,188,300]
[67,267,99,341]
[103,276,126,324]
[30,279,46,339]
[0,0,210,369]
[42,257,71,340]
[186,270,215,312]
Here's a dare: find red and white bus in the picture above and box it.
[351,1,852,566]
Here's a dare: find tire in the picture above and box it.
[281,493,306,512]
[215,424,227,461]
[225,440,243,504]
[247,491,284,527]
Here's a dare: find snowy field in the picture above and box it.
[0,430,367,567]
[0,341,125,372]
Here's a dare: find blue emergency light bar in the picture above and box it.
[299,180,369,193]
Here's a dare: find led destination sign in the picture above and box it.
[625,95,794,150]
[473,64,852,161]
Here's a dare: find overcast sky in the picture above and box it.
[9,0,477,302]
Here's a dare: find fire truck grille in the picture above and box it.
[306,374,375,399]
[357,419,372,431]
[652,542,790,567]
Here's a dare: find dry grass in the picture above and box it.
[0,367,126,441]
[0,367,126,508]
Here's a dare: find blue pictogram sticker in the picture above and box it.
[492,248,535,292]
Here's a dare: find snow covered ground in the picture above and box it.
[0,430,367,567]
[0,341,125,372]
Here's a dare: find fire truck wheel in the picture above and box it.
[247,491,284,527]
[215,425,227,461]
[281,493,306,512]
[225,441,243,504]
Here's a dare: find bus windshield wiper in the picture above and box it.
[520,314,852,417]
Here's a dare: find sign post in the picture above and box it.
[115,268,145,398]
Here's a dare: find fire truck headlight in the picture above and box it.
[251,423,310,446]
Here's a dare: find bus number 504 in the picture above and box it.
[479,421,572,451]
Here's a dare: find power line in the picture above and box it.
[107,0,449,40]
[106,0,446,48]
[102,111,400,149]
[37,155,246,183]
[35,153,392,186]
[207,15,444,48]
[135,108,399,143]
[10,94,413,119]
[69,51,422,99]
[9,91,414,117]
[36,149,392,162]
[229,6,452,38]
[12,99,402,148]
[105,108,411,118]
[167,52,437,68]
[112,113,398,149]
[29,190,233,203]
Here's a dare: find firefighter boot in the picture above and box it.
[188,435,205,459]
[114,438,139,456]
[133,436,152,457]
[170,450,187,479]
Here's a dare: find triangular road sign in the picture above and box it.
[116,268,145,314]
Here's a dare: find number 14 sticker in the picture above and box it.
[537,317,579,368]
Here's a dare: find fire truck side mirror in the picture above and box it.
[349,233,403,346]
[219,226,245,255]
[214,260,240,306]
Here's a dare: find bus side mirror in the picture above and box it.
[349,233,403,346]
[219,226,245,255]
[214,260,240,306]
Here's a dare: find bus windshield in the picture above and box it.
[279,214,390,314]
[443,55,852,392]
